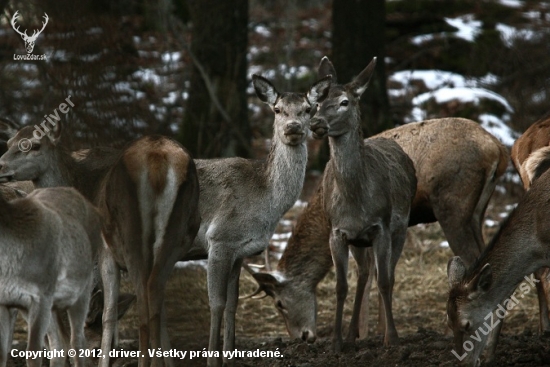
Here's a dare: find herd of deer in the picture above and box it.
[0,56,548,367]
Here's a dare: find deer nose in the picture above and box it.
[301,330,316,343]
[284,122,302,136]
[310,118,328,139]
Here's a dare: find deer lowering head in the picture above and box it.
[11,11,48,54]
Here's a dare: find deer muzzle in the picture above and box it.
[310,118,329,139]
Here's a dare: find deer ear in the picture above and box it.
[447,256,466,287]
[46,121,63,145]
[348,57,377,98]
[319,56,337,83]
[251,272,285,297]
[253,74,279,106]
[468,263,492,293]
[307,75,332,106]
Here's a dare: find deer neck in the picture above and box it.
[264,139,307,215]
[34,149,74,189]
[328,121,364,185]
[471,221,544,312]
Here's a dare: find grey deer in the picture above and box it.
[0,127,200,367]
[245,117,508,342]
[0,186,102,367]
[308,56,417,351]
[186,74,330,367]
[447,147,550,366]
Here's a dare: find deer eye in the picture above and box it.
[462,321,471,332]
[276,300,285,310]
[340,100,349,106]
[305,107,311,114]
[274,107,281,114]
[31,143,40,150]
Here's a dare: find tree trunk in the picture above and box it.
[332,0,391,137]
[180,0,250,158]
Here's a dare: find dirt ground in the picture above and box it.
[8,177,550,367]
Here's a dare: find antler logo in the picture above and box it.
[11,11,49,54]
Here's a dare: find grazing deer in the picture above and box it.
[0,126,200,367]
[447,148,550,366]
[0,186,102,367]
[188,74,330,367]
[307,56,417,352]
[510,113,550,335]
[246,86,507,343]
[97,135,200,367]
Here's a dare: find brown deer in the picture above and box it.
[447,148,550,366]
[0,127,200,367]
[510,113,550,335]
[188,75,330,367]
[246,64,507,343]
[0,186,102,367]
[307,57,417,352]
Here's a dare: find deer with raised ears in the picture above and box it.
[189,74,330,367]
[0,125,200,367]
[0,186,102,367]
[510,114,550,336]
[97,135,200,367]
[307,56,417,352]
[447,149,550,366]
[247,117,508,343]
[10,11,48,54]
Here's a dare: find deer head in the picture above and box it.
[11,11,49,54]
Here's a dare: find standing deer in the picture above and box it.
[447,148,550,366]
[307,56,417,351]
[189,74,330,367]
[0,186,102,367]
[0,128,200,367]
[510,113,550,335]
[246,89,507,343]
[97,135,200,367]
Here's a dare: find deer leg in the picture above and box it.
[535,268,550,334]
[99,246,120,367]
[359,248,375,339]
[347,247,369,343]
[26,300,51,367]
[47,311,68,367]
[329,232,349,353]
[223,258,244,367]
[207,250,233,367]
[374,228,403,347]
[147,244,182,367]
[67,284,93,367]
[0,307,17,367]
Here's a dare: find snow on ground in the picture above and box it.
[411,14,481,45]
[412,87,514,113]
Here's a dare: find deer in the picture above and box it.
[10,11,48,54]
[247,116,508,342]
[304,56,418,352]
[0,186,102,367]
[245,66,508,344]
[96,135,200,367]
[0,126,201,367]
[510,113,550,336]
[447,148,550,366]
[185,74,331,367]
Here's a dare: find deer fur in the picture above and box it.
[97,135,200,367]
[0,126,200,367]
[307,57,417,351]
[186,74,330,367]
[247,106,507,343]
[447,147,550,366]
[0,186,102,367]
[510,114,550,336]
